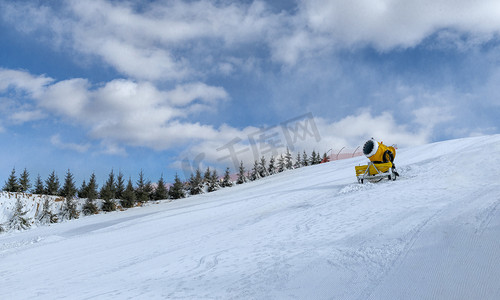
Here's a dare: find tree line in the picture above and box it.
[1,148,331,222]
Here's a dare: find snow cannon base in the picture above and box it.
[355,161,397,184]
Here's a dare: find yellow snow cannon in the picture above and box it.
[355,139,399,183]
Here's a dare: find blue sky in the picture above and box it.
[1,0,500,187]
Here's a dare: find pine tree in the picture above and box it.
[116,171,125,200]
[322,152,330,163]
[101,170,116,212]
[3,168,19,192]
[144,180,154,201]
[207,169,219,192]
[8,198,31,230]
[154,174,168,200]
[284,148,293,170]
[61,196,79,220]
[277,154,285,173]
[87,173,99,200]
[135,169,148,202]
[221,167,233,188]
[302,150,309,167]
[236,161,246,184]
[294,153,302,169]
[38,196,58,224]
[203,167,211,185]
[189,168,203,195]
[259,156,267,178]
[268,156,276,175]
[18,168,31,193]
[60,169,77,199]
[82,173,98,215]
[309,150,321,165]
[169,173,185,199]
[45,171,60,196]
[121,177,136,208]
[78,179,88,198]
[60,169,79,219]
[100,169,116,201]
[249,160,260,181]
[34,174,45,195]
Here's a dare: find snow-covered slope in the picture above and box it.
[1,135,500,299]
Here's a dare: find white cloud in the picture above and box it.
[10,109,46,124]
[0,68,231,151]
[40,78,90,118]
[0,68,53,97]
[50,134,91,153]
[166,82,229,106]
[3,0,500,74]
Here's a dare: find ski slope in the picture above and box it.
[1,135,500,299]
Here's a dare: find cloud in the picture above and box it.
[166,82,229,106]
[3,0,500,74]
[50,134,91,153]
[0,68,230,150]
[0,68,53,97]
[297,0,500,50]
[10,109,46,124]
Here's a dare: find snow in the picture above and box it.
[1,134,500,299]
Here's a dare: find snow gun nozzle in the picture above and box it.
[363,140,375,156]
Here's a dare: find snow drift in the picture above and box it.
[1,135,500,299]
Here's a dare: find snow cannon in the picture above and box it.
[362,139,396,164]
[355,139,399,184]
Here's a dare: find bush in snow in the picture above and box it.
[8,198,31,231]
[38,196,58,224]
[60,197,79,220]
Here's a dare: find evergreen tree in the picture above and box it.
[45,171,60,196]
[18,168,31,193]
[154,174,168,200]
[101,198,116,212]
[34,174,45,195]
[250,160,260,181]
[189,168,203,195]
[302,150,309,167]
[236,161,246,184]
[87,173,99,200]
[221,167,233,188]
[259,156,267,178]
[82,173,98,215]
[101,170,116,212]
[61,196,79,220]
[322,152,330,163]
[207,169,219,192]
[284,148,293,170]
[78,179,88,198]
[121,177,136,208]
[203,167,211,185]
[144,180,154,201]
[82,199,98,215]
[115,171,125,200]
[60,169,77,199]
[135,169,148,202]
[100,169,116,201]
[3,168,19,192]
[309,150,322,165]
[8,198,31,230]
[169,173,185,199]
[277,154,285,173]
[268,156,276,175]
[294,152,302,169]
[60,170,79,219]
[38,196,58,224]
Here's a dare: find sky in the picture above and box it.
[1,0,500,187]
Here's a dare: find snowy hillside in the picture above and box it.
[1,135,500,299]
